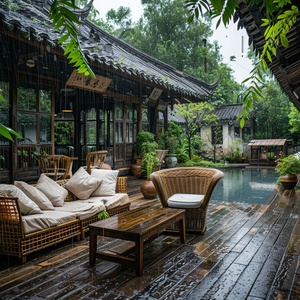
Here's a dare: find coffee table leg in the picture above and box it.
[135,238,143,276]
[89,229,97,266]
[179,215,186,243]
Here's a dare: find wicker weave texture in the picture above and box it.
[86,150,109,174]
[0,197,23,258]
[151,167,224,233]
[38,155,72,181]
[1,176,130,262]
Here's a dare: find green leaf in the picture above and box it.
[280,33,289,47]
[240,118,245,128]
[266,50,272,62]
[98,211,110,219]
[261,18,269,26]
[0,124,22,141]
[58,34,69,44]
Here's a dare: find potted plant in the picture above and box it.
[136,131,157,159]
[131,131,158,177]
[276,153,300,189]
[163,122,182,168]
[140,150,159,199]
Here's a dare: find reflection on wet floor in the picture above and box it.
[0,176,299,299]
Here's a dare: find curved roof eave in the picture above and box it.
[0,0,219,101]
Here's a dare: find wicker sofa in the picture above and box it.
[0,170,130,263]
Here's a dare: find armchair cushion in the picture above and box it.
[65,167,102,200]
[167,193,204,208]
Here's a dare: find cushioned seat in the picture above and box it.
[167,193,204,208]
[53,201,106,221]
[91,193,130,210]
[22,211,78,234]
[151,167,224,234]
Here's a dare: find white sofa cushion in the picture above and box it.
[90,193,130,210]
[90,169,119,196]
[0,184,43,215]
[167,193,205,208]
[35,174,68,207]
[14,181,54,210]
[54,200,106,220]
[64,167,102,200]
[22,210,77,234]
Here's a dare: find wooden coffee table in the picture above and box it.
[89,205,186,276]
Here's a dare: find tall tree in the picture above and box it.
[113,0,242,106]
[185,0,299,126]
[175,103,218,159]
[288,104,300,143]
[253,80,291,139]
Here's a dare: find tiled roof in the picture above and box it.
[0,0,219,101]
[214,104,245,121]
[160,104,250,124]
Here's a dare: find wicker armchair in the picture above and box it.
[150,167,224,234]
[37,155,72,181]
[86,150,111,174]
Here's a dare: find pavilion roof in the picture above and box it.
[248,139,292,147]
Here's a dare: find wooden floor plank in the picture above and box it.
[1,176,300,299]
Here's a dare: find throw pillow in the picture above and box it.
[65,167,102,200]
[90,169,119,196]
[35,174,68,207]
[0,184,43,215]
[14,181,54,210]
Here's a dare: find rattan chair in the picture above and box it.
[37,155,72,181]
[150,167,224,234]
[86,150,111,174]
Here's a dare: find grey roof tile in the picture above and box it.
[0,0,219,101]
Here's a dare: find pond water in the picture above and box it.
[211,168,279,204]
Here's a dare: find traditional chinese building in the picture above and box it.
[0,0,218,183]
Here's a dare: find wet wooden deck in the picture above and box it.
[1,176,300,299]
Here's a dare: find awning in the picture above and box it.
[248,139,291,147]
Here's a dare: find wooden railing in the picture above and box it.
[17,145,52,169]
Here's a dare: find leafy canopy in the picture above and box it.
[184,0,299,126]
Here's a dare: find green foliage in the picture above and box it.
[136,131,157,156]
[0,91,22,141]
[288,103,300,143]
[159,122,183,154]
[17,149,28,157]
[98,211,110,219]
[0,123,22,141]
[276,153,300,176]
[175,103,218,159]
[50,0,94,77]
[179,157,224,168]
[185,0,299,127]
[141,151,160,180]
[108,0,241,105]
[253,79,291,139]
[54,122,74,145]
